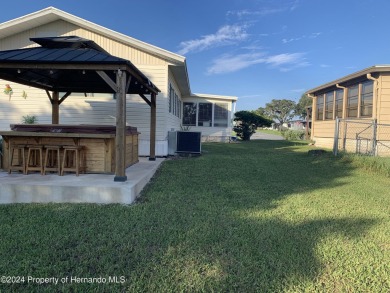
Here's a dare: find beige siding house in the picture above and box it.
[305,65,390,155]
[0,7,237,156]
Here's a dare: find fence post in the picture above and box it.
[333,117,340,156]
[372,119,377,156]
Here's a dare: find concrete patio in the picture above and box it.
[0,157,164,204]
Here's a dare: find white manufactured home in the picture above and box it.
[0,7,237,157]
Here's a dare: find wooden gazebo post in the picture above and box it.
[149,93,156,161]
[114,69,127,182]
[46,90,71,124]
[52,91,60,124]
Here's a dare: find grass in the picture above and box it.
[0,140,389,292]
[339,152,390,177]
[255,128,282,135]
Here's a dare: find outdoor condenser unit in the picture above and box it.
[168,131,202,155]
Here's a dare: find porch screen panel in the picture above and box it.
[316,95,324,120]
[361,80,373,117]
[325,91,334,120]
[214,103,228,127]
[198,103,212,127]
[347,84,358,117]
[183,102,197,126]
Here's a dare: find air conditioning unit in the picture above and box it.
[168,131,202,155]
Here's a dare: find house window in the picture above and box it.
[316,95,324,120]
[176,99,181,118]
[361,80,373,117]
[198,103,212,127]
[168,83,181,118]
[335,89,343,118]
[169,84,174,113]
[173,93,177,116]
[325,92,334,120]
[214,103,228,127]
[183,102,197,126]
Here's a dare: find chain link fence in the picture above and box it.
[333,118,390,156]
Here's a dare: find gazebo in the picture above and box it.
[0,36,160,182]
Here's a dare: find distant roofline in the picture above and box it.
[189,93,238,101]
[305,65,390,95]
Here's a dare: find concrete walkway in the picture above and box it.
[251,131,284,140]
[0,157,164,204]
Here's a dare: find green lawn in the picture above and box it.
[255,128,282,135]
[0,140,389,292]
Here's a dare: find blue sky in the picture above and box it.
[1,0,388,110]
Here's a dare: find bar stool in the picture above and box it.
[26,145,44,175]
[8,144,27,174]
[43,145,62,175]
[61,145,86,176]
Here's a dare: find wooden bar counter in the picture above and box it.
[0,124,139,174]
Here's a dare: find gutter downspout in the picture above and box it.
[366,73,379,121]
[366,73,379,155]
[336,83,347,120]
[335,84,347,153]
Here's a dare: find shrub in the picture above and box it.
[281,129,305,140]
[233,111,272,141]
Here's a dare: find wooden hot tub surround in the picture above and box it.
[0,124,139,174]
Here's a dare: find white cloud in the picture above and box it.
[177,25,248,55]
[282,37,303,44]
[206,52,265,75]
[227,8,285,18]
[226,0,300,19]
[282,32,322,44]
[309,32,322,38]
[290,0,300,11]
[206,52,308,75]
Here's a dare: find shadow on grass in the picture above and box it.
[123,140,379,291]
[0,140,382,292]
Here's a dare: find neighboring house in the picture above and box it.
[284,120,306,130]
[305,65,390,155]
[0,7,237,156]
[268,120,306,130]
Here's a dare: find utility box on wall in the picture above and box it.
[168,131,202,155]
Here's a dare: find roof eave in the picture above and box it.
[187,93,238,102]
[305,65,390,95]
[169,61,191,96]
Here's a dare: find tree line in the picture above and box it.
[233,94,312,140]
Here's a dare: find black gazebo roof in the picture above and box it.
[0,36,159,95]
